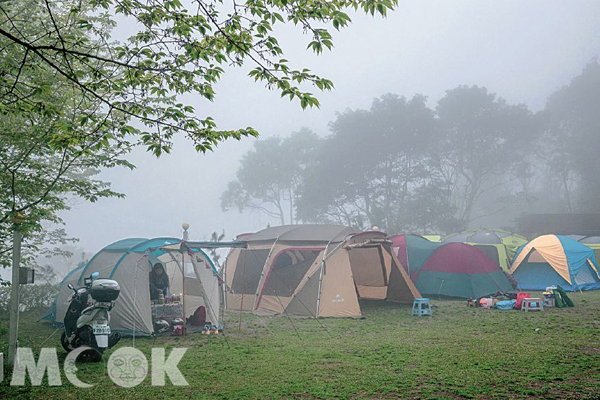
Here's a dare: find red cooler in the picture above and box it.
[516,292,531,310]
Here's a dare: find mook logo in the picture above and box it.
[3,347,188,388]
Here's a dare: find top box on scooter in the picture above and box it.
[90,279,120,302]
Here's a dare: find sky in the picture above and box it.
[58,0,600,255]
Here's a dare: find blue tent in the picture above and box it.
[511,234,600,291]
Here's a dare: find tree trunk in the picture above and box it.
[289,189,294,224]
[562,170,573,213]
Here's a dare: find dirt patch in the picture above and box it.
[577,345,600,355]
[320,361,343,368]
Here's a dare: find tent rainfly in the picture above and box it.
[44,237,222,336]
[222,225,420,318]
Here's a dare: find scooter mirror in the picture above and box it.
[91,272,99,279]
[68,283,75,290]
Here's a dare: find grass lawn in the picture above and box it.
[1,292,599,399]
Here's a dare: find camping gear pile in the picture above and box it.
[466,285,575,311]
[547,285,574,308]
[151,303,183,320]
[467,291,517,309]
[151,303,184,336]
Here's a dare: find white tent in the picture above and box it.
[45,238,221,335]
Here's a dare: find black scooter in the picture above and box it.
[61,272,121,361]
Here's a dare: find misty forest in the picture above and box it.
[1,1,600,399]
[223,62,600,233]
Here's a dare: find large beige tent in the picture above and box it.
[222,225,420,318]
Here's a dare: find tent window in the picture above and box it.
[231,249,270,295]
[474,245,500,267]
[185,262,197,278]
[262,249,321,297]
[574,263,596,285]
[273,252,293,271]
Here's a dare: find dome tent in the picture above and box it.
[390,234,440,280]
[511,234,600,291]
[45,237,221,336]
[442,229,527,272]
[578,236,600,266]
[414,243,515,298]
[390,235,515,298]
[223,225,420,318]
[422,235,442,242]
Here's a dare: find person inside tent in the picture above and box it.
[149,263,170,300]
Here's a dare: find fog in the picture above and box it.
[58,0,600,254]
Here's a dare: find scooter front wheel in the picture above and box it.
[83,347,104,362]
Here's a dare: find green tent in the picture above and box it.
[422,234,442,242]
[579,236,600,264]
[442,229,527,272]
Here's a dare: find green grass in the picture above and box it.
[1,292,600,399]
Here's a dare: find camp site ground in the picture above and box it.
[1,290,599,399]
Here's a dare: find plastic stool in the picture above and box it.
[521,298,544,312]
[412,298,432,316]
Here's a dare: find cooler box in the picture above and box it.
[543,292,555,307]
[516,292,531,310]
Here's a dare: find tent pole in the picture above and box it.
[182,250,186,336]
[132,253,142,346]
[406,238,410,274]
[315,238,336,319]
[315,260,325,319]
[254,235,283,310]
[438,279,445,300]
[222,252,228,311]
[238,250,247,333]
[133,250,149,342]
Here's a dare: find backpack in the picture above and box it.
[188,305,206,326]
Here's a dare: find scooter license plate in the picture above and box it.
[93,325,111,335]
